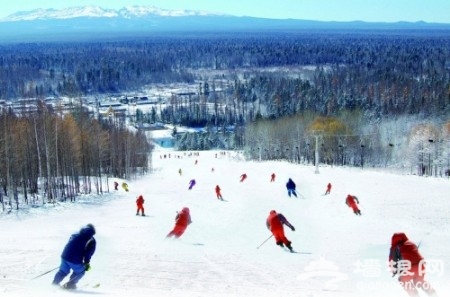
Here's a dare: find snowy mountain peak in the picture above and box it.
[118,5,219,18]
[1,5,225,22]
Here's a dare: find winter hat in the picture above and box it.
[270,210,276,215]
[81,223,96,237]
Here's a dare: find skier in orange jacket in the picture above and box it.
[346,194,361,215]
[136,195,145,216]
[266,210,295,252]
[167,207,192,238]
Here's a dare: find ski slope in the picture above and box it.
[1,149,449,297]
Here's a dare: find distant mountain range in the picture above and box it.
[1,5,224,21]
[1,5,449,42]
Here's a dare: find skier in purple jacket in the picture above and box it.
[188,179,196,190]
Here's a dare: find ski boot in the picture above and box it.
[62,282,77,290]
[276,241,284,248]
[286,241,293,252]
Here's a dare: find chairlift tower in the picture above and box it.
[310,130,323,174]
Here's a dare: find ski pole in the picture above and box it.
[31,266,59,280]
[256,235,273,249]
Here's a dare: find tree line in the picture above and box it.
[0,102,152,212]
[243,113,450,177]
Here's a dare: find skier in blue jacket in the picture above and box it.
[286,178,298,197]
[52,224,97,290]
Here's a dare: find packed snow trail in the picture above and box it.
[1,150,449,297]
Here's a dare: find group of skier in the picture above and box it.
[134,194,190,239]
[113,181,129,192]
[52,203,192,290]
[52,222,437,296]
[51,160,435,296]
[115,181,193,239]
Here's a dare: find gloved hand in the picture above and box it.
[291,226,295,231]
[84,263,91,272]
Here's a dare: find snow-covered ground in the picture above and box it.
[1,148,449,297]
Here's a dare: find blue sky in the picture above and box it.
[2,0,450,23]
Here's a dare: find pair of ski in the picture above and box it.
[281,247,311,254]
[58,282,100,292]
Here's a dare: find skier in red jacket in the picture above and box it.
[215,185,224,201]
[136,195,145,216]
[270,173,276,182]
[167,207,192,238]
[240,173,247,182]
[389,232,437,297]
[346,194,361,215]
[266,210,295,252]
[324,183,332,195]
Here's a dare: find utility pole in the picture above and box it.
[314,134,320,174]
